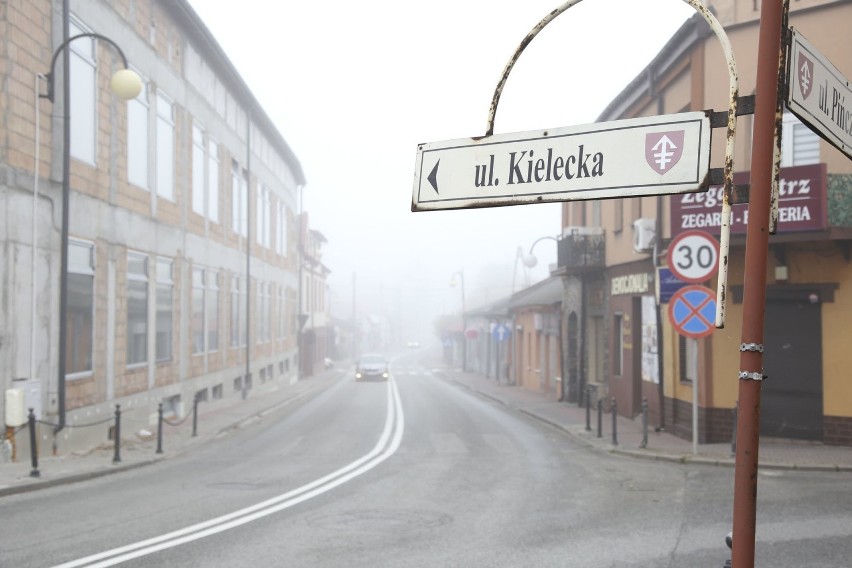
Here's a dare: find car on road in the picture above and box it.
[406,340,420,348]
[355,353,390,381]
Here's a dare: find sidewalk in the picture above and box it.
[439,366,852,472]
[0,367,343,497]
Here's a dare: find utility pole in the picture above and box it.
[731,1,787,566]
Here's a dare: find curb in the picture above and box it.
[441,373,852,473]
[0,373,343,498]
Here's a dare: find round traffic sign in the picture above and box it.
[668,285,717,339]
[667,230,720,283]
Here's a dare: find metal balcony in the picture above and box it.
[557,228,605,272]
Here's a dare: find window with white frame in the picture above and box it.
[781,111,820,167]
[127,252,148,366]
[208,139,220,223]
[230,275,240,348]
[69,17,96,165]
[276,201,287,255]
[156,92,175,201]
[192,124,205,216]
[278,286,285,340]
[259,281,270,342]
[231,161,248,237]
[257,185,271,248]
[679,336,699,383]
[192,267,205,354]
[67,240,95,376]
[208,270,219,352]
[240,277,248,346]
[127,73,149,189]
[156,258,173,362]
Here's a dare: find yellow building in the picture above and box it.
[558,0,852,445]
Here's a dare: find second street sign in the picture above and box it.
[787,28,852,161]
[412,112,711,212]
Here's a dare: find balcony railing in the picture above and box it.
[557,228,605,271]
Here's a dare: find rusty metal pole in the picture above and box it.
[731,1,786,566]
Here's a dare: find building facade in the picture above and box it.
[558,0,852,445]
[1,1,307,454]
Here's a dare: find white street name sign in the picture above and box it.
[412,112,711,212]
[787,27,852,160]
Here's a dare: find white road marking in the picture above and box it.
[54,378,405,568]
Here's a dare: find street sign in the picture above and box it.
[492,324,511,343]
[787,28,852,160]
[668,285,716,339]
[667,230,720,284]
[656,267,688,304]
[412,112,712,212]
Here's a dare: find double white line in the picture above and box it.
[54,378,405,568]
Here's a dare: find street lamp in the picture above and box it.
[512,235,559,292]
[449,270,467,372]
[41,32,141,432]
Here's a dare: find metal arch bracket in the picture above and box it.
[482,0,740,330]
[739,343,764,353]
[739,371,766,381]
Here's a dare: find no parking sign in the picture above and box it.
[668,285,716,339]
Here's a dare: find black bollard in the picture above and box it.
[28,408,40,478]
[596,398,603,438]
[640,398,648,449]
[113,404,122,464]
[611,397,618,446]
[192,395,199,438]
[585,387,592,432]
[156,402,164,454]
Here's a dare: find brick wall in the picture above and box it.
[824,416,852,446]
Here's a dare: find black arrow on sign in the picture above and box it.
[427,160,440,194]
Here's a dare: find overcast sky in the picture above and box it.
[187,0,695,340]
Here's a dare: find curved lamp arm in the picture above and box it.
[42,32,141,102]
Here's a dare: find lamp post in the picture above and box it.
[513,235,559,293]
[41,30,141,432]
[449,270,466,372]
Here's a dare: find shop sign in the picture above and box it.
[611,273,651,296]
[669,163,827,236]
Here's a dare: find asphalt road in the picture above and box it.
[2,350,851,567]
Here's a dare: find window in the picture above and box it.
[613,313,623,376]
[679,336,699,383]
[208,139,220,223]
[192,267,205,354]
[156,258,173,362]
[156,92,174,201]
[257,185,271,248]
[69,18,96,164]
[127,74,149,189]
[66,241,95,377]
[259,282,270,342]
[276,201,287,255]
[231,161,248,237]
[240,277,248,346]
[614,200,623,233]
[192,124,205,216]
[127,252,148,366]
[781,112,820,166]
[208,270,219,352]
[278,286,285,340]
[230,275,240,348]
[591,201,602,227]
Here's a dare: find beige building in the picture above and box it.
[557,0,852,445]
[1,1,307,454]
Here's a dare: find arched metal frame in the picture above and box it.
[484,0,740,328]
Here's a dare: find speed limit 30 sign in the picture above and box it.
[667,230,720,283]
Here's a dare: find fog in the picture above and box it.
[188,0,695,342]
